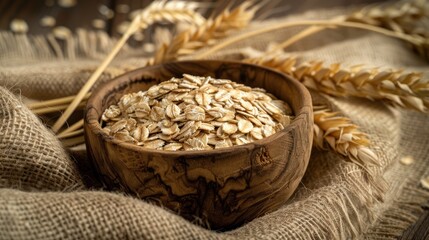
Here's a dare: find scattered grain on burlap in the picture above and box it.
[1,6,429,240]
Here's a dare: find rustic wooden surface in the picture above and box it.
[2,0,427,237]
[84,60,313,229]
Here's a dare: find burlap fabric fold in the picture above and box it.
[1,7,429,240]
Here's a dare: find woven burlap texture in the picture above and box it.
[1,8,429,240]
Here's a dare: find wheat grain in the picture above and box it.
[98,5,115,19]
[58,0,76,8]
[313,104,379,167]
[40,16,56,27]
[150,2,257,65]
[10,19,29,33]
[245,52,429,112]
[421,175,429,190]
[400,156,415,165]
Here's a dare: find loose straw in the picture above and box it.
[269,16,346,52]
[57,129,84,139]
[51,15,142,133]
[27,93,91,110]
[32,102,86,115]
[57,119,84,138]
[61,136,85,147]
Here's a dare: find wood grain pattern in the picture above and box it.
[84,61,313,230]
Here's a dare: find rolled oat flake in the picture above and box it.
[101,74,294,151]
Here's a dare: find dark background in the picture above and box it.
[0,0,384,37]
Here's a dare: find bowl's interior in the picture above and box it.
[86,60,312,155]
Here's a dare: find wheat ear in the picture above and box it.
[313,104,379,167]
[245,53,429,112]
[51,1,205,133]
[133,1,205,28]
[150,1,257,65]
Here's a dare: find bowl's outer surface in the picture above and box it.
[84,60,313,230]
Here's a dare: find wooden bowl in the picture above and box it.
[84,60,313,230]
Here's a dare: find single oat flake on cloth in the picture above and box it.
[1,1,429,239]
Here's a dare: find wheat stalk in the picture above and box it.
[150,1,257,65]
[61,136,85,148]
[51,1,205,133]
[193,19,423,60]
[58,129,84,139]
[245,53,429,112]
[271,0,429,57]
[57,119,84,138]
[348,0,429,60]
[27,93,91,110]
[32,102,86,115]
[347,0,428,32]
[313,104,379,167]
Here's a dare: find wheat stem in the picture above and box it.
[274,25,327,51]
[27,93,91,110]
[193,20,422,60]
[270,16,346,52]
[58,129,84,139]
[51,17,139,133]
[32,102,86,115]
[61,135,85,147]
[271,0,429,54]
[57,119,84,138]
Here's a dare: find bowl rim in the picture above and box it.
[84,60,313,156]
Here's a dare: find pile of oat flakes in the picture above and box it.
[101,74,293,151]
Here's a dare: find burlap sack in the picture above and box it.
[1,7,429,240]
